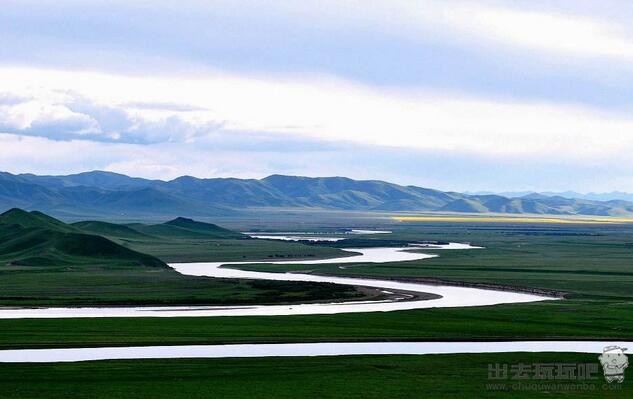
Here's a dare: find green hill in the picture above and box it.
[0,208,76,232]
[0,209,165,268]
[163,217,246,239]
[129,218,247,239]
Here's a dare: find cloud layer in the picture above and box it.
[1,67,632,160]
[1,1,633,191]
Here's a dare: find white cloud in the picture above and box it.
[378,1,633,60]
[0,66,631,162]
[0,85,223,144]
[4,0,632,74]
[1,98,96,133]
[0,132,343,181]
[436,2,633,59]
[204,0,633,61]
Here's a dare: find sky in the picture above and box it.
[1,0,633,192]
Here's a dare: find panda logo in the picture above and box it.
[598,346,628,383]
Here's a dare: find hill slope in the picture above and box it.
[0,208,76,232]
[0,209,165,267]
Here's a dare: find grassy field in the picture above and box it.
[393,215,633,224]
[0,264,365,307]
[1,353,628,398]
[2,217,633,398]
[1,300,631,349]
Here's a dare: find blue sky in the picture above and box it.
[1,0,632,192]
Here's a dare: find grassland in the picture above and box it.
[1,220,633,347]
[2,216,633,398]
[394,215,633,224]
[1,353,629,398]
[240,222,633,300]
[1,299,632,349]
[0,265,364,307]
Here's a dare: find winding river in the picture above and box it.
[0,244,553,319]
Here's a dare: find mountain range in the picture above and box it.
[2,170,633,218]
[469,190,633,202]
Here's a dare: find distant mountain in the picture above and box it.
[2,171,633,218]
[19,170,156,190]
[0,171,233,219]
[470,190,633,202]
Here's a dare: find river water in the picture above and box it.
[1,341,629,363]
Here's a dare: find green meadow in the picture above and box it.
[1,353,629,399]
[1,218,633,348]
